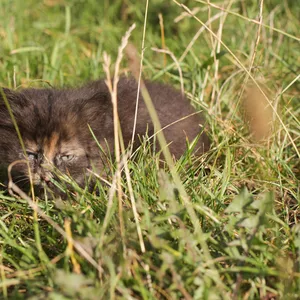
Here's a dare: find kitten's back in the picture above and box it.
[107,77,210,157]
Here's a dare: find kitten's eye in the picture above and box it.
[60,154,74,162]
[26,151,38,160]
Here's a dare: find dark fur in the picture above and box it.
[0,77,210,195]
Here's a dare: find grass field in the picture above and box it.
[0,0,299,299]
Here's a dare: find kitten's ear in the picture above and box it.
[0,88,27,108]
[0,88,28,126]
[1,88,16,103]
[89,91,111,105]
[0,87,11,101]
[0,88,14,126]
[0,88,13,109]
[77,91,112,120]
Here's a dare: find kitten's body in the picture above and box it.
[0,77,209,194]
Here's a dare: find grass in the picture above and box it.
[0,0,299,299]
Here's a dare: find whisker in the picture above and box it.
[12,175,28,181]
[14,178,30,185]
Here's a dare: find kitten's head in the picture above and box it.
[0,86,113,196]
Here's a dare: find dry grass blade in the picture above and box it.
[151,47,184,95]
[103,23,136,259]
[179,11,224,63]
[233,0,264,121]
[130,0,149,149]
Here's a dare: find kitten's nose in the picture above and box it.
[41,173,52,184]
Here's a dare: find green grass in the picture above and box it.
[0,0,299,299]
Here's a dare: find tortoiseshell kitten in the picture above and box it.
[0,77,210,196]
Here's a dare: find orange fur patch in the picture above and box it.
[44,132,59,161]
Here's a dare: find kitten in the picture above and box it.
[0,77,210,195]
